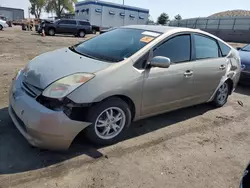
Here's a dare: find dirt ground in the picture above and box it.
[0,27,249,188]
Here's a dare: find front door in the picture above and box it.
[191,34,228,102]
[141,34,197,116]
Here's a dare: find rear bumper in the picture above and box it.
[8,73,91,150]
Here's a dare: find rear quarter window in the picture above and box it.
[218,41,231,57]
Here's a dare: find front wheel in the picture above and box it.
[0,25,3,30]
[85,98,132,145]
[212,81,230,107]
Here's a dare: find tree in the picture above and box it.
[46,0,78,18]
[147,14,154,25]
[174,14,182,21]
[157,13,169,25]
[29,0,46,18]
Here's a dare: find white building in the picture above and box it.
[75,0,149,28]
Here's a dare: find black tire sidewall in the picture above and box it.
[213,82,229,107]
[85,98,132,145]
[0,25,3,30]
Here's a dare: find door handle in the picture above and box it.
[184,70,193,77]
[219,65,226,70]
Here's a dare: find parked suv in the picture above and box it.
[38,19,92,37]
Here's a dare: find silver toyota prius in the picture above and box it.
[9,25,241,150]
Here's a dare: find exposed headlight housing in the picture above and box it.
[42,73,95,99]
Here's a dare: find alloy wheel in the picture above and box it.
[217,82,229,104]
[49,29,54,36]
[94,107,126,140]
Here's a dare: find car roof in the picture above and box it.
[123,25,200,33]
[57,19,90,22]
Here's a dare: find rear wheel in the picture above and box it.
[85,97,132,145]
[212,81,230,107]
[0,25,3,30]
[48,28,55,36]
[78,30,86,38]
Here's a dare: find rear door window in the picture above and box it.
[59,20,76,25]
[79,21,90,26]
[194,34,219,59]
[67,20,77,25]
[153,35,191,63]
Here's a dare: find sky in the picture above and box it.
[0,0,249,21]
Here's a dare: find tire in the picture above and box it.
[92,29,96,34]
[212,81,230,107]
[48,28,55,36]
[0,25,3,30]
[85,97,132,145]
[78,30,86,38]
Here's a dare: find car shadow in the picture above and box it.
[31,33,76,38]
[235,85,250,96]
[0,103,213,175]
[31,33,95,38]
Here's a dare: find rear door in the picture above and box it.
[78,21,92,33]
[57,20,77,34]
[191,34,228,102]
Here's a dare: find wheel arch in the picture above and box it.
[100,95,136,121]
[208,77,235,102]
[48,27,56,33]
[78,29,86,33]
[226,78,234,95]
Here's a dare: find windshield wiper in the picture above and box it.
[93,54,120,62]
[69,46,100,60]
[69,46,77,53]
[69,46,120,62]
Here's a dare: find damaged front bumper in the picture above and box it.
[8,73,91,150]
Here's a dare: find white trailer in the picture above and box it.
[75,0,149,29]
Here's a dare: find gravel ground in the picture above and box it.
[0,27,249,188]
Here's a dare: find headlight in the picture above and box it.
[42,73,94,99]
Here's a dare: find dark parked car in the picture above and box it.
[237,44,250,84]
[240,163,250,188]
[38,19,92,37]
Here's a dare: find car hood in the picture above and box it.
[23,48,111,89]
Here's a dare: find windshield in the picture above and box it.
[241,44,250,52]
[72,28,161,62]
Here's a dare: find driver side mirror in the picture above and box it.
[150,56,171,68]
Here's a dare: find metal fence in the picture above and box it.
[169,17,250,43]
